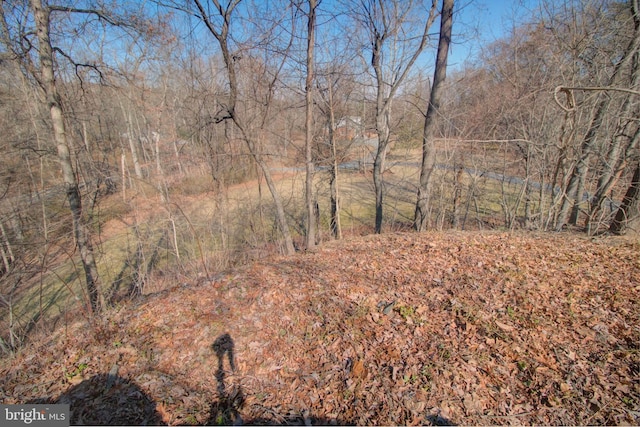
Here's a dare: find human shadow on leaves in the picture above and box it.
[30,373,164,425]
[424,414,457,426]
[206,333,350,426]
[207,333,244,425]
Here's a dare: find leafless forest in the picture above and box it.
[0,0,639,352]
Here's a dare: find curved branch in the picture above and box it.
[48,5,123,26]
[52,47,104,83]
[554,84,640,112]
[556,85,640,98]
[553,86,576,112]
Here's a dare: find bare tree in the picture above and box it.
[610,161,640,235]
[28,0,102,314]
[304,0,318,250]
[555,0,640,231]
[414,0,453,231]
[587,4,640,232]
[189,0,296,255]
[434,1,640,233]
[317,70,342,240]
[0,0,158,316]
[354,0,438,233]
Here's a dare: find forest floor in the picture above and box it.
[1,230,639,425]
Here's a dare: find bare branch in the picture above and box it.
[52,47,104,84]
[387,0,438,103]
[48,5,124,26]
[556,85,640,97]
[193,0,223,40]
[553,86,576,112]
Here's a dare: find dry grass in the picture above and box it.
[0,144,540,351]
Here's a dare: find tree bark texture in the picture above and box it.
[588,49,640,231]
[327,84,342,240]
[30,0,101,314]
[414,0,454,232]
[368,0,439,234]
[556,0,640,230]
[609,162,640,235]
[304,0,317,250]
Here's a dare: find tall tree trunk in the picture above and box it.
[327,82,342,240]
[0,220,14,274]
[366,0,439,234]
[610,162,640,235]
[588,50,640,231]
[120,101,144,180]
[304,0,317,250]
[371,25,389,235]
[569,172,586,225]
[414,0,454,231]
[556,0,640,230]
[373,108,391,234]
[30,0,101,314]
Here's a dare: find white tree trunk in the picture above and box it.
[30,0,101,314]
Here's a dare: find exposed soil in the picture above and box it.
[1,231,639,425]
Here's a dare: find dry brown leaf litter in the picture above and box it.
[1,231,639,425]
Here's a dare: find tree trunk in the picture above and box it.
[569,171,586,225]
[120,102,144,180]
[373,110,390,234]
[0,220,14,274]
[365,0,439,234]
[556,0,640,230]
[371,26,389,235]
[451,165,463,228]
[304,0,317,250]
[588,50,640,231]
[327,85,342,240]
[414,0,454,231]
[254,155,295,254]
[30,0,101,314]
[610,162,640,235]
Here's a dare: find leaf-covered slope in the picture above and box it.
[1,231,639,425]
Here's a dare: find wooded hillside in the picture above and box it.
[1,231,638,425]
[0,1,639,424]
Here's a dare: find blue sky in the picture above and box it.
[448,0,541,68]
